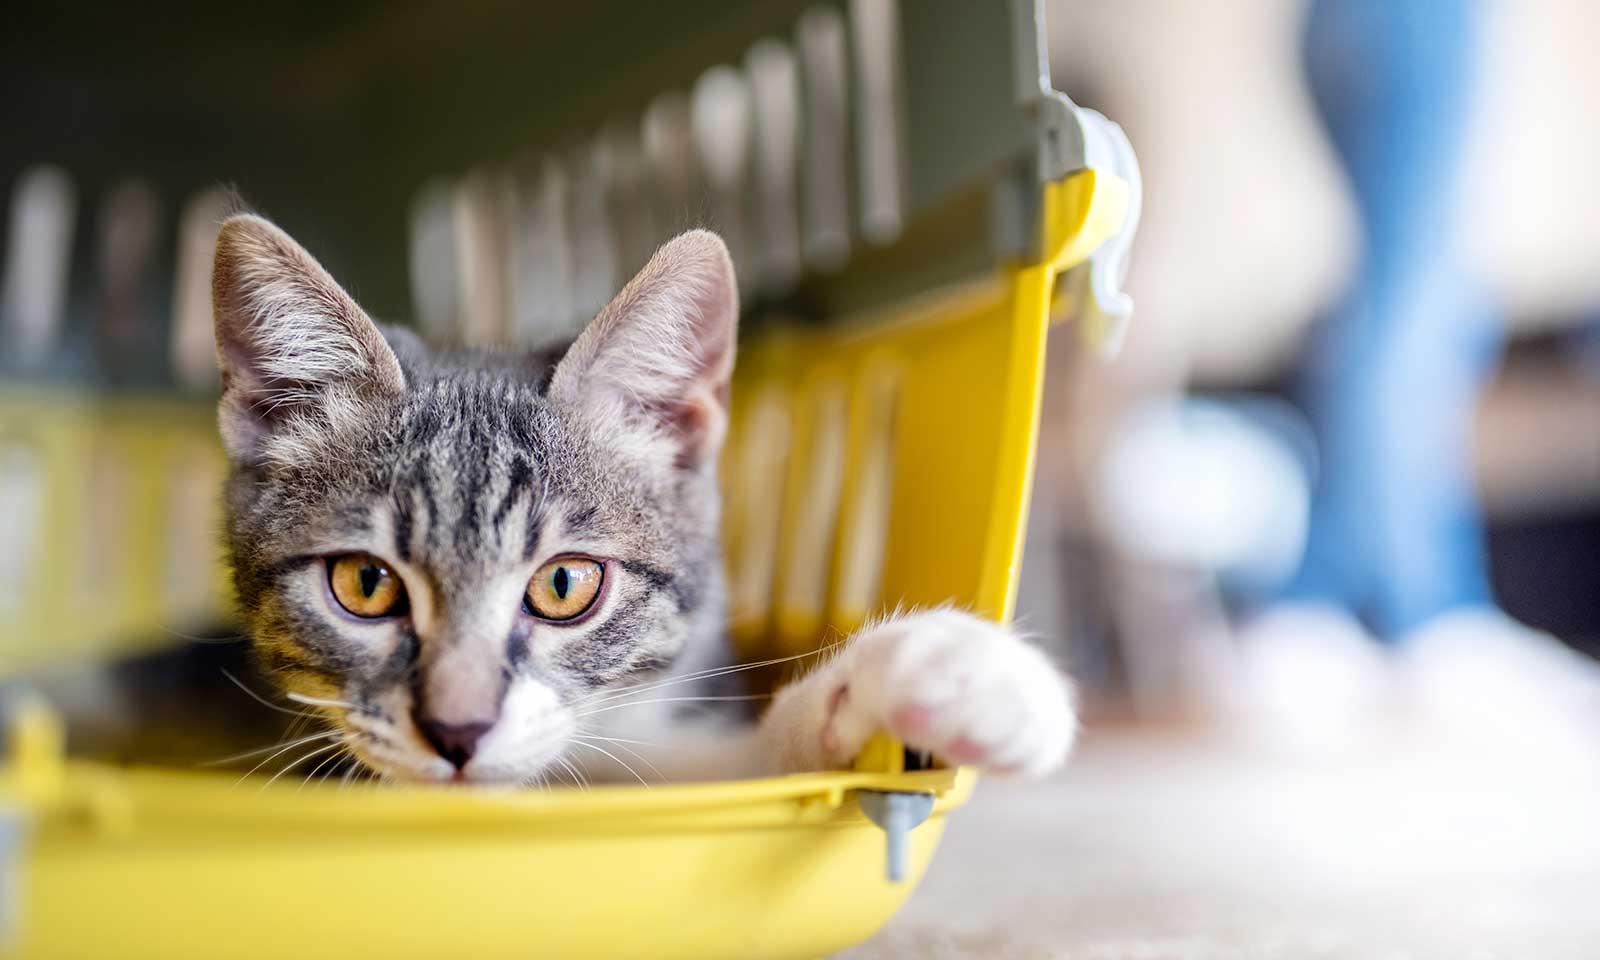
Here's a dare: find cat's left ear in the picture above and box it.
[549,230,738,470]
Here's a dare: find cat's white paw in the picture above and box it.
[816,609,1076,778]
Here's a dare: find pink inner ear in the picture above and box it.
[217,390,272,464]
[214,328,294,464]
[669,385,729,470]
[669,287,735,468]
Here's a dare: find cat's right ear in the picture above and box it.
[211,214,405,464]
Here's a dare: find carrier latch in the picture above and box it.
[858,789,936,883]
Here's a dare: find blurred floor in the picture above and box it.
[850,725,1600,959]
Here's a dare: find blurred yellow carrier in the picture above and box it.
[0,2,1139,957]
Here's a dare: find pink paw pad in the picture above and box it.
[889,704,935,738]
[940,736,990,765]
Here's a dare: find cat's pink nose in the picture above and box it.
[418,719,493,771]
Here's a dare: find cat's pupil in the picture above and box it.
[359,564,381,598]
[553,566,569,600]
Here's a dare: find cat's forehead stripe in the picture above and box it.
[523,491,548,562]
[491,455,533,533]
[563,504,599,536]
[392,488,414,562]
[412,464,439,555]
[452,422,495,554]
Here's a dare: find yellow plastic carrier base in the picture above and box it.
[0,170,1128,960]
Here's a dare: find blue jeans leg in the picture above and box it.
[1287,0,1500,640]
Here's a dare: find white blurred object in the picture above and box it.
[691,65,754,295]
[1215,603,1393,755]
[1,165,78,365]
[1095,398,1310,589]
[95,177,162,352]
[1468,0,1600,328]
[408,178,462,345]
[565,142,619,326]
[171,187,230,390]
[454,170,513,346]
[1400,607,1600,772]
[1058,113,1141,357]
[745,40,804,295]
[598,122,659,282]
[642,91,698,242]
[848,0,904,245]
[0,446,43,613]
[508,158,576,345]
[795,4,851,271]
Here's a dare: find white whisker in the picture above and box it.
[569,646,837,709]
[576,693,770,718]
[205,730,337,769]
[258,740,345,791]
[574,734,667,783]
[568,650,803,706]
[571,739,650,786]
[569,734,660,748]
[286,691,356,710]
[232,734,336,787]
[281,711,312,744]
[299,744,352,791]
[159,626,244,644]
[554,756,589,790]
[219,668,321,719]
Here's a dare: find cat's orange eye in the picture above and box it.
[524,558,604,622]
[327,554,407,619]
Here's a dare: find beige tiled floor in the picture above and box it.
[849,727,1600,959]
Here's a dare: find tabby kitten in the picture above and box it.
[212,215,1075,784]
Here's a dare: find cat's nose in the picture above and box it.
[418,719,493,771]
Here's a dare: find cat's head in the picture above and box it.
[211,214,736,783]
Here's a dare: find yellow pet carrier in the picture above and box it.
[0,1,1138,957]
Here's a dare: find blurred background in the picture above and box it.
[3,0,1600,954]
[1019,0,1600,726]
